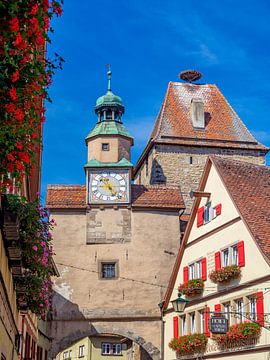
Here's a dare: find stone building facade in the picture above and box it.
[134,81,268,213]
[46,72,185,359]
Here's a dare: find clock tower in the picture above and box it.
[85,69,133,204]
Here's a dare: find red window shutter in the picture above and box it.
[215,251,221,270]
[173,316,179,338]
[216,203,222,216]
[197,206,205,227]
[201,257,207,281]
[238,241,245,267]
[256,291,264,326]
[204,307,210,337]
[183,266,189,283]
[214,304,221,316]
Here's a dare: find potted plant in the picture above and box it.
[178,279,204,297]
[209,265,241,284]
[212,322,261,347]
[169,333,208,356]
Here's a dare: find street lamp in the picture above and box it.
[171,293,189,313]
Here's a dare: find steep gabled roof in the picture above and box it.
[135,82,268,175]
[151,82,267,149]
[46,184,185,210]
[163,156,270,310]
[213,156,270,262]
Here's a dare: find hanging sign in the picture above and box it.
[210,316,228,334]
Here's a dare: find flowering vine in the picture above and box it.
[0,0,63,191]
[6,194,56,318]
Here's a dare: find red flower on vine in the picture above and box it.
[52,1,63,17]
[9,17,20,32]
[5,103,16,113]
[14,108,24,122]
[14,32,27,49]
[30,3,39,15]
[29,17,39,33]
[9,87,18,101]
[11,70,20,83]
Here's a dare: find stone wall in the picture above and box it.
[50,208,181,358]
[135,145,266,213]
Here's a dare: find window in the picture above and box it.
[223,303,231,325]
[189,156,193,165]
[221,248,229,267]
[102,343,110,355]
[79,345,85,357]
[236,299,244,323]
[220,244,241,268]
[200,310,205,333]
[196,261,202,279]
[69,350,72,358]
[101,343,122,356]
[63,351,68,359]
[101,263,116,278]
[249,297,256,321]
[112,344,122,355]
[232,245,238,265]
[188,260,202,280]
[204,203,211,223]
[181,316,186,335]
[189,263,195,280]
[102,143,109,151]
[190,313,196,333]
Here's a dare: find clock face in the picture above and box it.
[88,170,129,203]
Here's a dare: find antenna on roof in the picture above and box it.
[179,69,202,83]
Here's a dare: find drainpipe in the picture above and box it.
[158,301,165,360]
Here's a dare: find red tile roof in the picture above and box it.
[212,156,270,262]
[150,82,267,151]
[131,185,184,209]
[46,184,185,210]
[46,185,86,209]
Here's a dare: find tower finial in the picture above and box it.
[107,64,112,91]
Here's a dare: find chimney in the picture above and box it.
[191,98,205,129]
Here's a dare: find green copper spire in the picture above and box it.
[107,64,112,91]
[95,67,124,118]
[86,67,133,143]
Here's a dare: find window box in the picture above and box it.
[169,333,208,356]
[178,279,204,297]
[212,322,261,347]
[209,265,241,284]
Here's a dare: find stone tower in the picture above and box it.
[46,70,185,359]
[134,72,268,216]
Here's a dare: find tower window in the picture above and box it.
[189,156,193,164]
[99,261,118,279]
[102,143,110,151]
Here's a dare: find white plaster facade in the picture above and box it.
[163,158,270,360]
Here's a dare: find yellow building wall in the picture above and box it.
[57,336,129,360]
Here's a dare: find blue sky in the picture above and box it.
[42,0,270,200]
